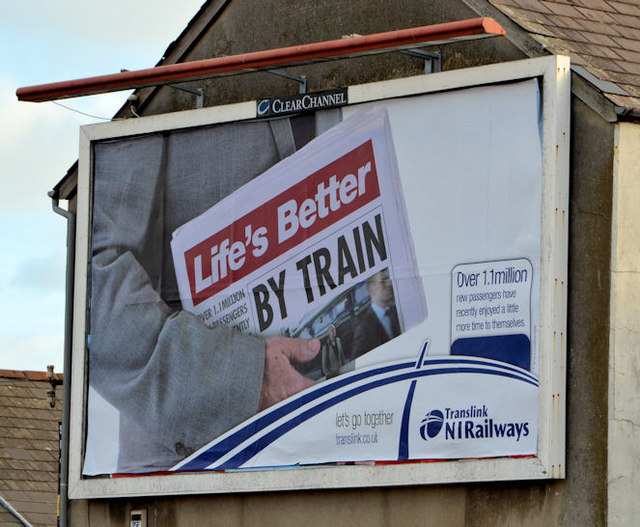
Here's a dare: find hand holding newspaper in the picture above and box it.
[171,109,426,375]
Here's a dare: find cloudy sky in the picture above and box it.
[1,1,205,371]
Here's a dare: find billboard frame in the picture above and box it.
[68,55,569,499]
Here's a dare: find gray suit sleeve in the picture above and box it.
[89,130,271,466]
[90,249,265,457]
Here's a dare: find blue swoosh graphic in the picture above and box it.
[177,360,537,471]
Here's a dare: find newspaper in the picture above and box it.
[171,109,427,373]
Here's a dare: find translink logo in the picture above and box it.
[419,410,444,440]
[419,406,530,442]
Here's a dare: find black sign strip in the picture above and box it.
[257,88,348,117]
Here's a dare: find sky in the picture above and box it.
[1,0,206,371]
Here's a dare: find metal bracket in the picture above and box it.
[266,70,308,94]
[168,84,205,108]
[400,49,442,74]
[122,69,205,109]
[46,364,63,408]
[341,34,441,74]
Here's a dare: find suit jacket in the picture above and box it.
[89,113,340,472]
[352,304,400,360]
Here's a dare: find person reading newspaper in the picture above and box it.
[89,114,337,473]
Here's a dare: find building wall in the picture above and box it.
[68,2,620,525]
[135,0,527,116]
[608,121,640,527]
[559,95,614,526]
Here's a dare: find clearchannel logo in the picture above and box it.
[257,99,271,116]
[419,405,530,442]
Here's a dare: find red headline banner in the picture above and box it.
[184,140,380,305]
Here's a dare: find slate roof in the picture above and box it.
[488,0,640,110]
[0,370,62,527]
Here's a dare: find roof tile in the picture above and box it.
[495,0,555,13]
[26,439,58,453]
[616,48,640,63]
[523,8,560,26]
[608,95,640,108]
[2,448,33,461]
[608,12,640,29]
[492,5,557,32]
[575,7,618,24]
[0,510,22,526]
[577,18,624,37]
[9,459,55,473]
[619,60,640,75]
[522,21,560,36]
[546,36,587,54]
[602,70,640,85]
[21,470,54,484]
[584,55,631,73]
[552,14,591,29]
[0,489,52,503]
[546,26,620,46]
[581,42,624,60]
[609,1,640,17]
[541,2,586,18]
[0,371,26,380]
[6,427,34,439]
[553,27,595,43]
[1,479,22,491]
[22,372,49,382]
[581,0,622,11]
[612,36,640,52]
[3,447,55,463]
[614,24,640,41]
[27,512,58,526]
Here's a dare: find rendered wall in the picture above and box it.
[132,0,527,117]
[559,95,613,527]
[608,121,640,527]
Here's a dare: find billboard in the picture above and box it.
[69,56,569,497]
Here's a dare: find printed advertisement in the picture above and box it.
[84,79,543,476]
[170,109,426,377]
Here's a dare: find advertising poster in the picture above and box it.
[84,78,543,476]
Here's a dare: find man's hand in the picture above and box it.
[258,337,321,411]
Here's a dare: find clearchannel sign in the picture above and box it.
[257,88,348,117]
